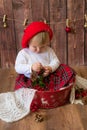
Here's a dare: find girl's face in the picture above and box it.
[29,32,50,53]
[29,41,49,53]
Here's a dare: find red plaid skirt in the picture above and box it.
[14,64,75,91]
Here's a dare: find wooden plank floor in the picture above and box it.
[0,104,87,130]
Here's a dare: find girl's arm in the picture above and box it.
[48,48,60,72]
[15,50,32,78]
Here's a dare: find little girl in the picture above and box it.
[15,21,75,91]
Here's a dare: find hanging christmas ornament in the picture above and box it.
[65,19,71,33]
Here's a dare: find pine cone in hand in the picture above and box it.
[31,71,38,82]
[31,68,45,89]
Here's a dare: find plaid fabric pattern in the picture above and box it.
[14,64,76,91]
[44,64,75,90]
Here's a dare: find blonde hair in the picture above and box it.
[30,32,50,44]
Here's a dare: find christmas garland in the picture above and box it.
[30,69,46,91]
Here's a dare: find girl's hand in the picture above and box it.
[31,62,43,72]
[43,66,52,77]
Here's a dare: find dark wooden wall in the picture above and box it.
[0,0,87,68]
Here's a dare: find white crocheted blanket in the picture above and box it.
[0,88,36,122]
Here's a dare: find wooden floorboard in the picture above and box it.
[0,104,87,130]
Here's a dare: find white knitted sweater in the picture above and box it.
[0,88,36,122]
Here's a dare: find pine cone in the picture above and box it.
[31,71,38,82]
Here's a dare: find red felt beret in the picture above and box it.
[21,21,53,48]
